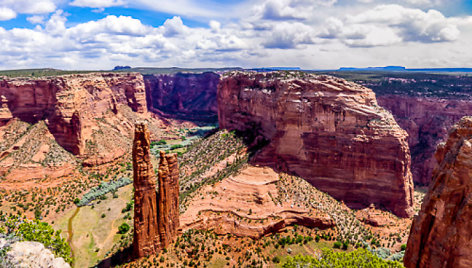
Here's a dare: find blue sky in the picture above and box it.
[0,0,471,70]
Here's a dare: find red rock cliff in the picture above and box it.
[144,72,219,122]
[132,123,159,258]
[377,95,472,185]
[157,151,180,248]
[0,73,153,165]
[218,71,414,218]
[404,116,472,268]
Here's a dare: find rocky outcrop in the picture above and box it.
[132,125,180,258]
[218,71,414,218]
[0,240,70,268]
[132,123,159,258]
[157,151,180,248]
[144,72,219,122]
[377,95,472,185]
[404,116,472,268]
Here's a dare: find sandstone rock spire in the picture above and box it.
[404,116,472,268]
[157,151,180,248]
[132,123,159,258]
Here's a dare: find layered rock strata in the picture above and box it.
[143,72,219,122]
[132,123,159,258]
[157,151,180,248]
[181,166,335,238]
[404,117,472,268]
[377,96,472,185]
[218,71,414,217]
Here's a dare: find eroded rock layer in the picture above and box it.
[377,95,472,185]
[181,166,335,238]
[404,116,472,268]
[132,123,159,258]
[218,71,414,217]
[143,72,219,122]
[157,151,180,248]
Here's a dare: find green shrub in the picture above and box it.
[118,223,130,234]
[283,248,404,268]
[333,241,342,249]
[401,244,407,251]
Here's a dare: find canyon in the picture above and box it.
[143,72,219,122]
[377,95,472,185]
[404,116,472,268]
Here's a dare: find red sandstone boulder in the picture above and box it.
[404,116,472,268]
[218,71,414,218]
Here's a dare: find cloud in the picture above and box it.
[263,22,315,48]
[348,5,462,43]
[27,15,46,24]
[161,16,188,37]
[0,7,15,20]
[70,0,125,8]
[0,0,56,14]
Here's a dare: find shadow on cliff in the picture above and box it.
[96,246,133,268]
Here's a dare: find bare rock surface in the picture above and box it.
[2,241,70,268]
[404,116,472,268]
[218,71,414,217]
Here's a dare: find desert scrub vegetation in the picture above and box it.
[275,174,380,251]
[282,248,404,268]
[178,130,248,211]
[76,177,131,207]
[1,216,72,264]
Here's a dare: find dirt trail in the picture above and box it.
[67,206,80,263]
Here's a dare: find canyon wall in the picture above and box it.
[377,95,472,185]
[0,73,168,182]
[143,72,219,122]
[404,116,472,268]
[132,123,159,258]
[218,71,414,218]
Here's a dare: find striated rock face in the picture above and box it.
[404,116,472,268]
[181,166,335,238]
[157,151,180,248]
[132,123,159,258]
[377,95,472,185]
[218,71,414,217]
[144,72,219,122]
